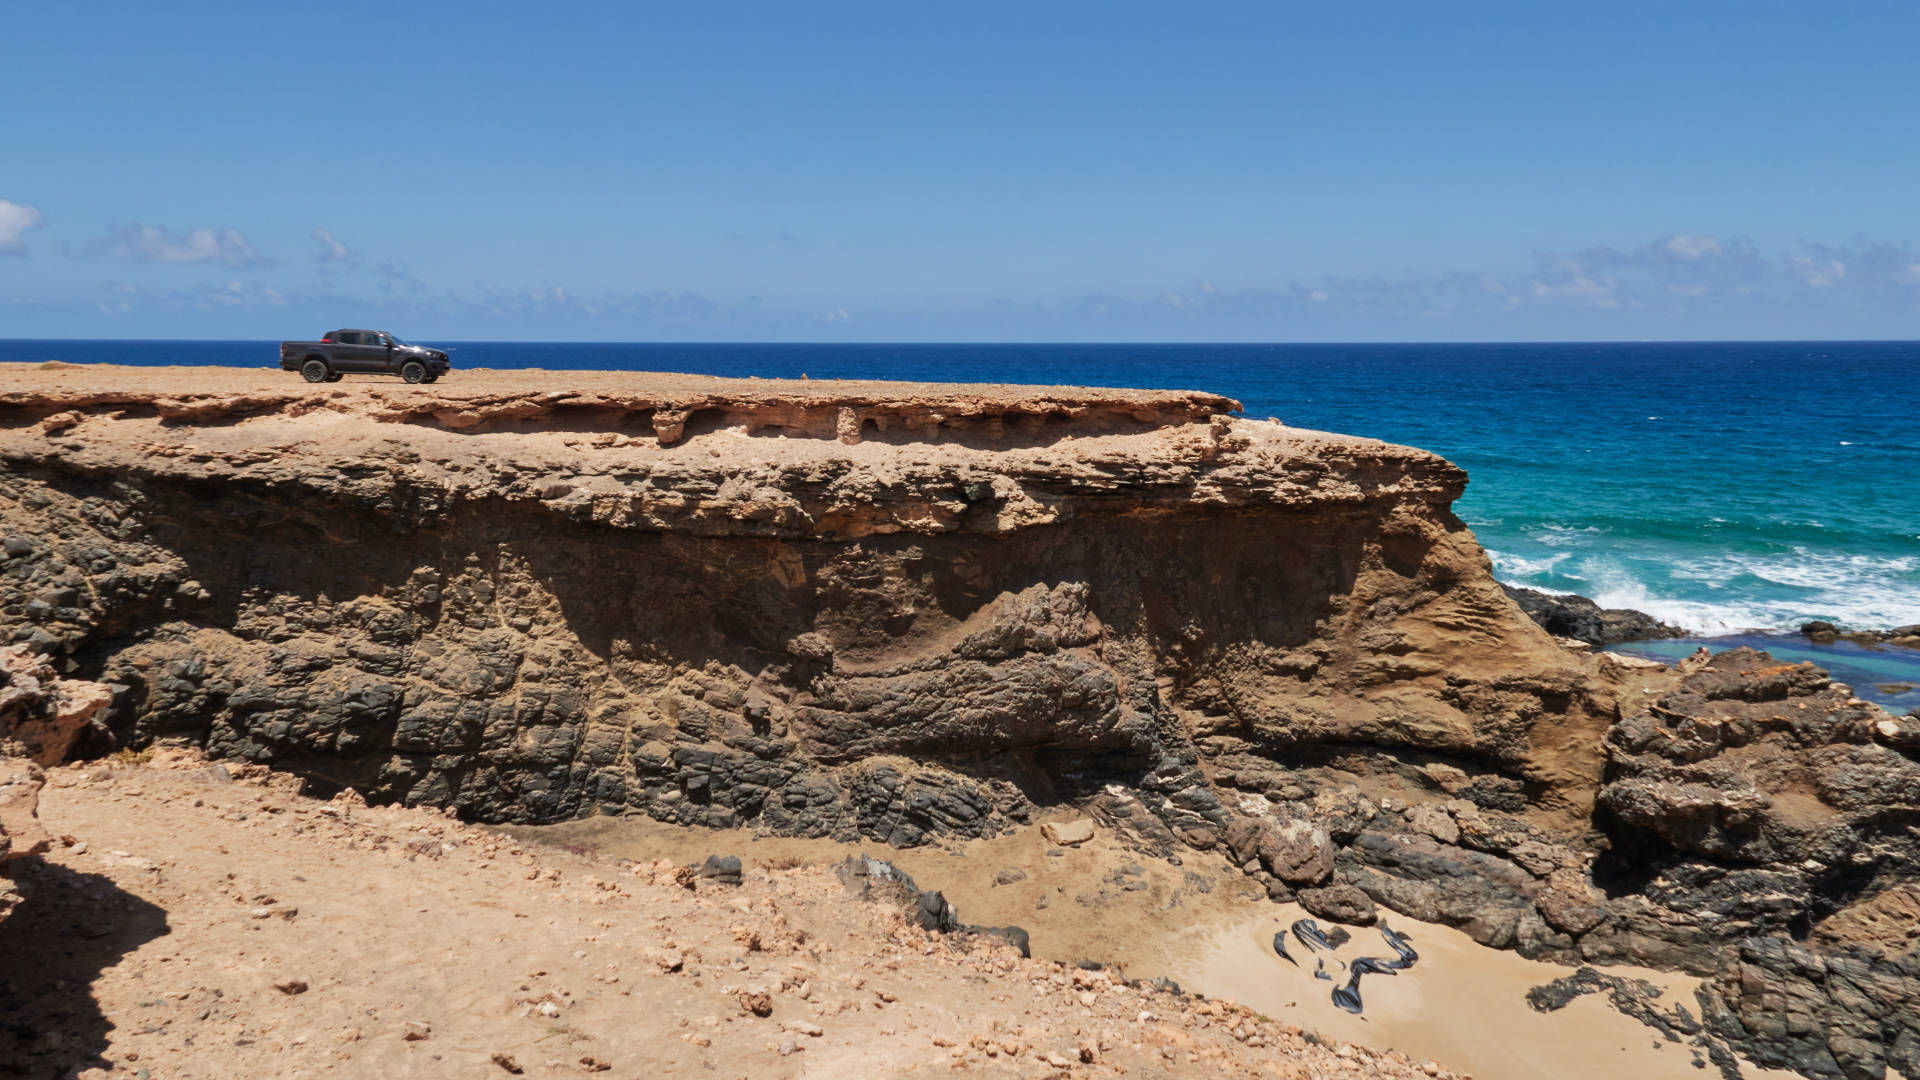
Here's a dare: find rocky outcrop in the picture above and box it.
[1,645,113,765]
[0,757,44,923]
[1581,648,1920,1079]
[1502,584,1686,645]
[0,366,1596,841]
[0,646,110,923]
[2,365,1917,1077]
[1800,621,1920,651]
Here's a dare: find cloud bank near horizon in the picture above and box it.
[5,216,1920,339]
[95,224,271,269]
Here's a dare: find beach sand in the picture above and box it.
[1167,906,1811,1080]
[515,813,1827,1080]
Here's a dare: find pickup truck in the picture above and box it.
[279,330,451,383]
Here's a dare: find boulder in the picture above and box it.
[1502,585,1685,645]
[1537,869,1609,936]
[1297,883,1377,926]
[1406,804,1459,845]
[1257,819,1335,885]
[1040,819,1095,847]
[697,854,743,886]
[1221,816,1266,864]
[0,647,114,766]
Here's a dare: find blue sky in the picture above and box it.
[4,1,1919,341]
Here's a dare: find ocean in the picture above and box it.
[5,338,1917,707]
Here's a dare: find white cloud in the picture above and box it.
[1789,256,1846,288]
[1664,233,1722,260]
[1529,259,1618,305]
[312,227,353,263]
[195,281,288,308]
[100,223,270,268]
[0,199,45,256]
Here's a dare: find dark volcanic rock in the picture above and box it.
[1527,965,1703,1043]
[1590,648,1920,1079]
[1336,831,1560,953]
[696,854,742,886]
[1502,584,1686,645]
[832,854,1030,956]
[1801,621,1920,650]
[1699,937,1920,1080]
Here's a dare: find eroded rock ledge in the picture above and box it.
[2,364,1917,1078]
[3,364,1239,447]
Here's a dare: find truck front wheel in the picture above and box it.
[301,359,330,383]
[401,361,427,384]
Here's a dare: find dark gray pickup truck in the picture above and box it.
[280,330,451,383]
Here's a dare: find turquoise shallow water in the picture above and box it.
[1607,635,1920,712]
[6,339,1917,643]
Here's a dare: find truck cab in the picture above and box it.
[280,330,451,383]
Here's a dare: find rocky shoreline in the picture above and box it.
[1800,621,1920,651]
[1499,584,1687,646]
[3,365,1918,1079]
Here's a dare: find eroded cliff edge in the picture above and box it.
[2,364,1916,1079]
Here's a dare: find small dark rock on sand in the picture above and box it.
[697,854,743,886]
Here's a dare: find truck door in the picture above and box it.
[369,332,399,370]
[338,331,380,372]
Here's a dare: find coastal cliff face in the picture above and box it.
[2,365,1917,1079]
[0,368,1593,839]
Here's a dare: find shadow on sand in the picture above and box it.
[0,859,169,1079]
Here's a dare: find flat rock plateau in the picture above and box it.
[3,364,1918,1080]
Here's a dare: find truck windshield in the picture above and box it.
[385,334,409,346]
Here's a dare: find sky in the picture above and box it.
[4,1,1920,342]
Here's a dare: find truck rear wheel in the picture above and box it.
[401,361,427,384]
[301,359,329,383]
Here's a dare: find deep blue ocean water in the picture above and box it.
[5,339,1917,673]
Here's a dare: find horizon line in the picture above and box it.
[4,336,1920,348]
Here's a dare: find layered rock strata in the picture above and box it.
[1,364,1916,1078]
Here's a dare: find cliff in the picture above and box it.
[2,363,1916,1079]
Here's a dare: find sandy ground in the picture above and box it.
[1165,909,1807,1080]
[506,812,1265,979]
[0,758,1458,1080]
[518,813,1814,1080]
